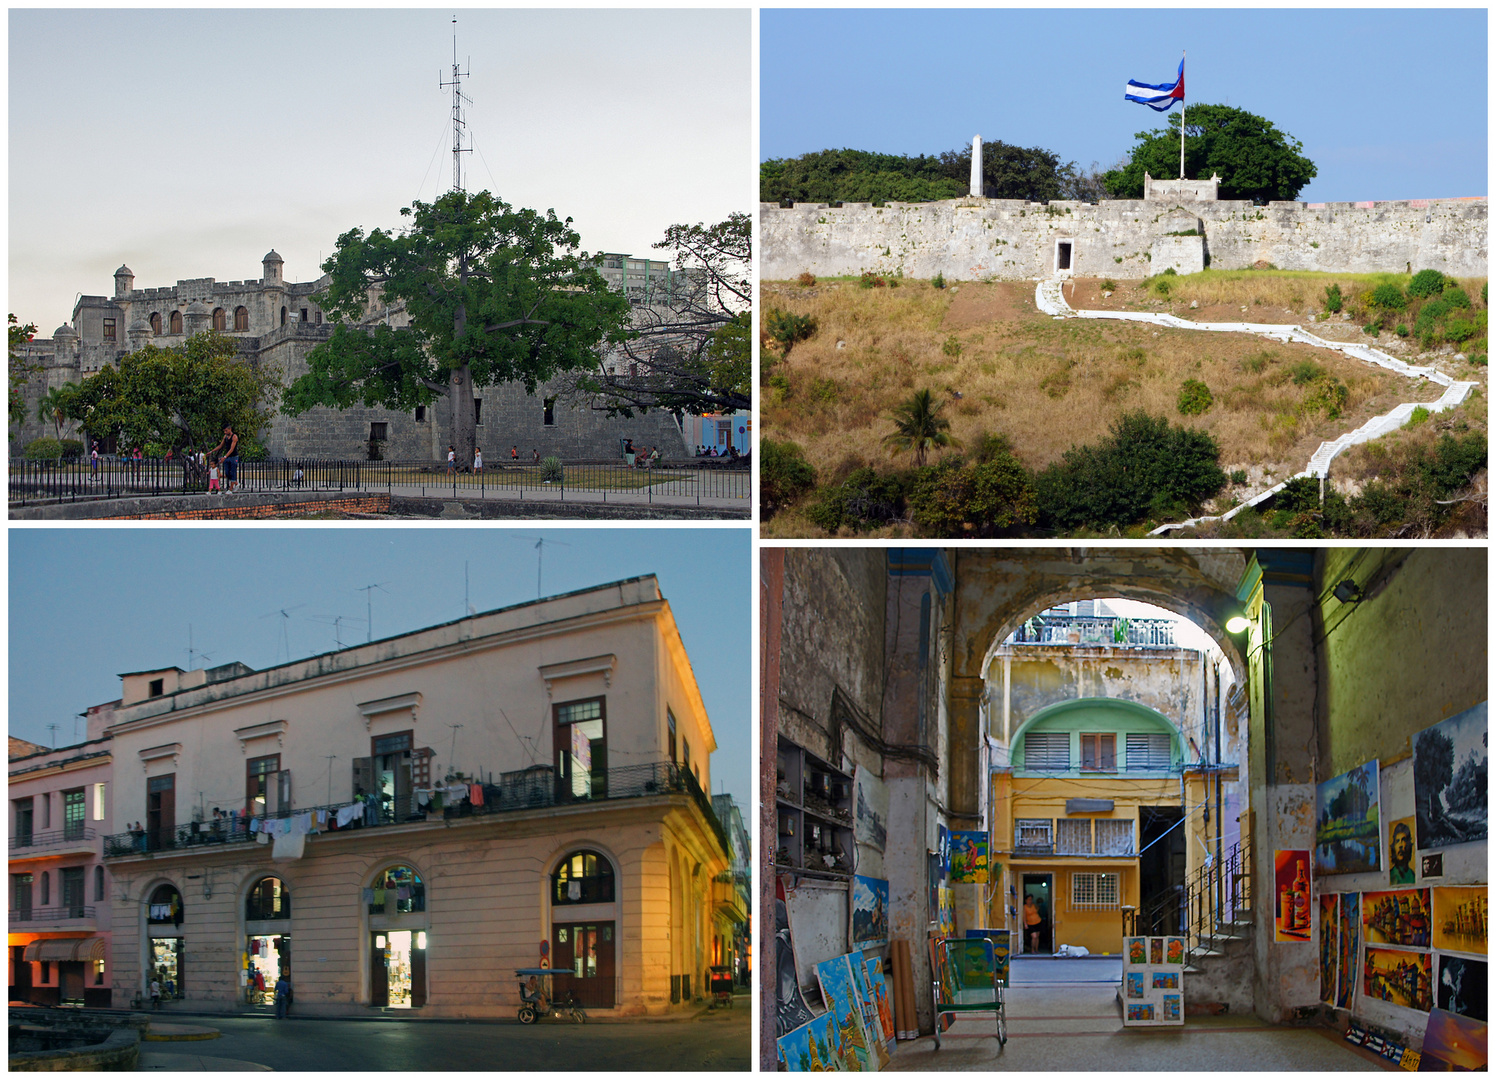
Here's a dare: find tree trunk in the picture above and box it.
[448,364,477,469]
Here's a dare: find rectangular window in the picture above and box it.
[414,405,427,422]
[92,783,106,822]
[103,318,117,341]
[1126,733,1173,772]
[1015,818,1053,853]
[1080,733,1117,772]
[41,792,50,829]
[1095,818,1135,855]
[247,755,280,817]
[544,397,556,426]
[63,789,86,840]
[1056,818,1093,855]
[1071,872,1121,910]
[13,872,34,918]
[667,709,677,764]
[61,866,85,917]
[149,678,164,697]
[300,308,309,323]
[14,798,34,847]
[554,697,607,799]
[1023,732,1070,771]
[473,398,482,425]
[369,422,387,441]
[315,310,323,325]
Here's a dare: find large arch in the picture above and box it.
[542,840,623,1010]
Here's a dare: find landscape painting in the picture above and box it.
[1362,888,1433,948]
[851,875,890,950]
[1362,947,1432,1012]
[817,954,878,1071]
[779,1010,846,1072]
[1420,1007,1488,1071]
[1414,703,1488,851]
[1315,760,1382,875]
[1433,886,1489,955]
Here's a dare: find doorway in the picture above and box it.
[246,935,289,1006]
[370,930,426,1008]
[1055,240,1073,273]
[1139,806,1186,934]
[11,946,32,1000]
[552,921,616,1008]
[149,937,183,999]
[1021,875,1053,954]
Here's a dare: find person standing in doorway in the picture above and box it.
[1024,894,1042,953]
[274,969,293,1019]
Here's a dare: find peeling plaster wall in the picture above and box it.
[996,646,1209,742]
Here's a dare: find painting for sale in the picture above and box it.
[1126,972,1145,999]
[1437,955,1487,1023]
[1149,937,1164,965]
[816,955,877,1071]
[1127,1003,1155,1022]
[851,875,890,950]
[1126,937,1146,965]
[1336,893,1360,1009]
[1362,947,1432,1012]
[1413,702,1487,852]
[1162,994,1181,1022]
[1152,972,1179,990]
[948,830,988,884]
[1165,937,1185,966]
[1362,888,1433,948]
[1315,760,1381,875]
[1432,886,1488,956]
[864,957,897,1045]
[779,1010,846,1072]
[1420,1007,1488,1071]
[1274,849,1313,942]
[1320,893,1339,1005]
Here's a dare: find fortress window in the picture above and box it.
[314,310,322,325]
[473,398,482,425]
[414,406,427,423]
[212,308,225,331]
[369,423,387,441]
[300,308,308,323]
[280,307,287,326]
[103,318,116,341]
[169,311,183,334]
[544,398,556,426]
[150,313,162,335]
[233,307,248,332]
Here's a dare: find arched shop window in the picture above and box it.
[148,883,183,926]
[553,850,615,905]
[246,877,291,920]
[368,865,424,914]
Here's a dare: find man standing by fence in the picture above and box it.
[210,425,240,493]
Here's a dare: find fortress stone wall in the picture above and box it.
[761,196,1487,281]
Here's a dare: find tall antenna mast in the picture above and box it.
[438,16,473,193]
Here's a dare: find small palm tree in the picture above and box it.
[36,385,73,440]
[882,388,961,466]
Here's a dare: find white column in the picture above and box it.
[970,136,983,197]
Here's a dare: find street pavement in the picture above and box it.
[137,994,750,1071]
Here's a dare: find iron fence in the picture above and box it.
[1125,834,1253,959]
[9,826,96,852]
[9,455,750,508]
[104,760,728,859]
[9,904,95,923]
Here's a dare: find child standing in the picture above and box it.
[208,457,221,493]
[473,447,483,474]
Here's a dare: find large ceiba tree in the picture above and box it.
[1103,103,1318,203]
[282,190,633,463]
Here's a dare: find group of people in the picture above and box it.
[86,425,242,493]
[694,444,738,457]
[447,445,544,474]
[622,439,661,468]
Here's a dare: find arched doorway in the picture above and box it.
[549,848,618,1008]
[366,864,428,1008]
[144,882,185,1001]
[243,876,291,1006]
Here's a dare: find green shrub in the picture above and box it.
[1242,350,1274,374]
[1445,318,1477,343]
[1177,379,1213,415]
[942,336,962,358]
[810,377,839,404]
[1230,469,1248,486]
[1405,406,1431,428]
[1443,286,1471,309]
[1149,275,1173,298]
[907,455,1037,535]
[807,467,909,532]
[1101,279,1118,292]
[1419,297,1452,322]
[1407,269,1446,298]
[766,373,792,401]
[1289,360,1325,386]
[1302,377,1349,419]
[1395,324,1409,337]
[23,437,63,460]
[859,273,886,289]
[765,310,817,356]
[1323,283,1343,313]
[59,438,84,461]
[1469,353,1487,367]
[932,273,946,289]
[1162,267,1177,276]
[971,431,1015,465]
[540,456,564,483]
[760,438,816,515]
[1367,282,1406,310]
[1363,324,1380,337]
[1036,411,1227,531]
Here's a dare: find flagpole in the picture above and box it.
[1179,50,1186,181]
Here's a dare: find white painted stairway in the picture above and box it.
[1034,277,1479,533]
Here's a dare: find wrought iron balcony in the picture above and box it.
[104,760,728,860]
[8,904,95,923]
[1011,615,1177,648]
[9,826,96,854]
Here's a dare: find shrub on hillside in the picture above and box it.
[1367,282,1406,310]
[761,438,817,516]
[1302,376,1349,420]
[1323,283,1343,313]
[765,310,817,357]
[1407,269,1446,298]
[797,272,817,287]
[1177,379,1213,415]
[806,467,909,533]
[1036,411,1228,531]
[1443,285,1471,310]
[907,453,1037,536]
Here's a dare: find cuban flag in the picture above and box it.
[1125,57,1185,111]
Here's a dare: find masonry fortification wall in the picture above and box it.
[761,196,1487,281]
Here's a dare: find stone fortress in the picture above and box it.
[15,250,706,461]
[761,137,1487,281]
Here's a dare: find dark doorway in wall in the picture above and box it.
[1056,241,1073,272]
[1138,805,1186,934]
[1021,874,1053,954]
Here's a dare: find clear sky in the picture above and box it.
[8,526,752,811]
[762,9,1486,203]
[10,8,751,333]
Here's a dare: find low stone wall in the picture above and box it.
[9,1012,145,1072]
[761,196,1487,281]
[10,492,391,520]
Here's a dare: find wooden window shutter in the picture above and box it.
[413,748,434,788]
[278,769,292,811]
[411,942,428,1007]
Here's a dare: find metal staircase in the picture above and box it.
[1125,834,1253,967]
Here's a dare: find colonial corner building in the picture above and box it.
[62,576,742,1018]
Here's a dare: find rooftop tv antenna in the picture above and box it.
[46,722,59,748]
[257,604,308,664]
[506,535,572,599]
[439,16,473,193]
[358,583,391,643]
[186,624,215,671]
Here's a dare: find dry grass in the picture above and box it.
[762,277,1470,485]
[1331,393,1487,485]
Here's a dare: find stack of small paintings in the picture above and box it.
[1121,935,1185,1026]
[778,949,895,1071]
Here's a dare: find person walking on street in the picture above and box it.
[150,976,162,1010]
[274,970,293,1019]
[446,445,456,476]
[473,447,483,475]
[90,441,100,480]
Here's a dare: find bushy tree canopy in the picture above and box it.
[59,331,280,456]
[1103,104,1317,203]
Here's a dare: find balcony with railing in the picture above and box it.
[9,826,97,859]
[1010,615,1177,648]
[105,760,728,861]
[8,904,96,929]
